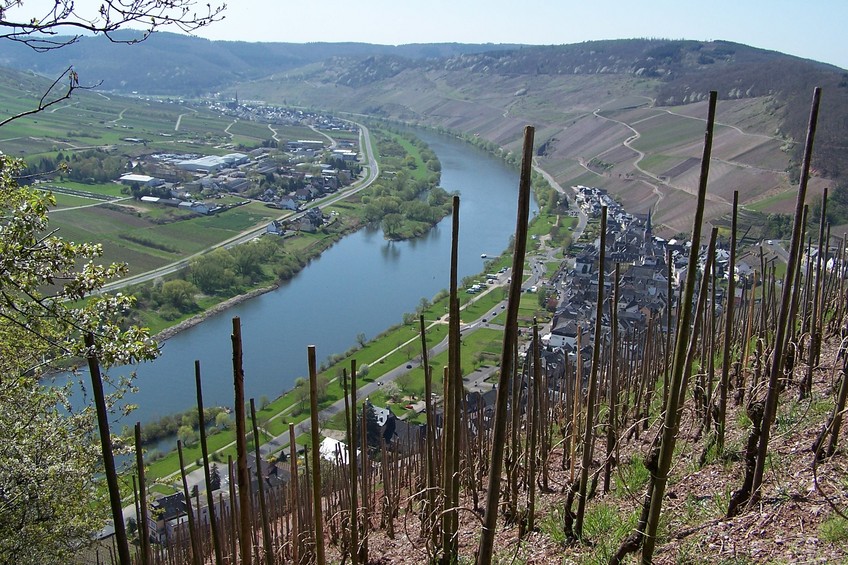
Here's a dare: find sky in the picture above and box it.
[12,0,848,70]
[183,0,848,70]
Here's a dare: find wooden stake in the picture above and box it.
[232,317,253,565]
[307,345,326,564]
[476,125,534,565]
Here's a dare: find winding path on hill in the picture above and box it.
[592,107,729,208]
[267,124,280,142]
[108,107,127,125]
[309,124,336,149]
[223,118,237,139]
[657,107,785,143]
[48,101,78,113]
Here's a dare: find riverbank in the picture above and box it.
[154,284,279,341]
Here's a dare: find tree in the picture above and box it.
[356,332,367,348]
[215,410,231,430]
[0,155,158,564]
[161,279,199,313]
[294,377,309,412]
[356,402,382,449]
[381,213,403,238]
[209,463,221,491]
[383,381,402,403]
[0,1,225,128]
[0,1,225,52]
[190,247,238,294]
[177,424,197,447]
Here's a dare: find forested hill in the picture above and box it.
[0,30,519,95]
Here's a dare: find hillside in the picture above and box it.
[229,39,847,235]
[3,36,847,234]
[4,34,848,565]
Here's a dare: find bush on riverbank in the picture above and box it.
[122,405,229,447]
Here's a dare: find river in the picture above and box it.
[83,130,537,424]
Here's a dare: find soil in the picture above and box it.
[323,333,848,564]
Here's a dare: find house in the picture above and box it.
[178,201,211,215]
[149,493,188,543]
[278,197,298,211]
[320,437,353,464]
[364,399,397,446]
[391,419,426,454]
[575,251,595,275]
[247,453,290,491]
[465,388,498,416]
[294,187,313,201]
[119,173,164,187]
[267,220,285,235]
[225,177,250,192]
[544,321,579,350]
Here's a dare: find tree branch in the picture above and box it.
[0,67,101,128]
[0,1,226,52]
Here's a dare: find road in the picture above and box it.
[101,121,380,293]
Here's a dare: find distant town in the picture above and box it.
[111,106,361,235]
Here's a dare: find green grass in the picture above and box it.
[581,503,639,564]
[48,180,126,197]
[630,115,706,153]
[528,211,556,239]
[227,119,275,141]
[385,131,433,182]
[744,190,798,213]
[614,456,650,499]
[148,482,177,496]
[636,154,683,174]
[820,515,848,543]
[459,288,507,322]
[48,193,102,208]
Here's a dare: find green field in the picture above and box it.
[744,190,798,213]
[0,71,326,161]
[48,193,103,208]
[46,201,286,274]
[48,180,126,197]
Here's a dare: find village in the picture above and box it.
[115,109,361,235]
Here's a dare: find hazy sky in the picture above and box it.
[183,0,848,70]
[11,0,848,69]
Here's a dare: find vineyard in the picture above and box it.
[85,94,848,564]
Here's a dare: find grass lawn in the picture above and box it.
[48,193,103,208]
[49,180,126,198]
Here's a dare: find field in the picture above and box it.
[45,201,286,274]
[0,69,319,163]
[0,72,332,277]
